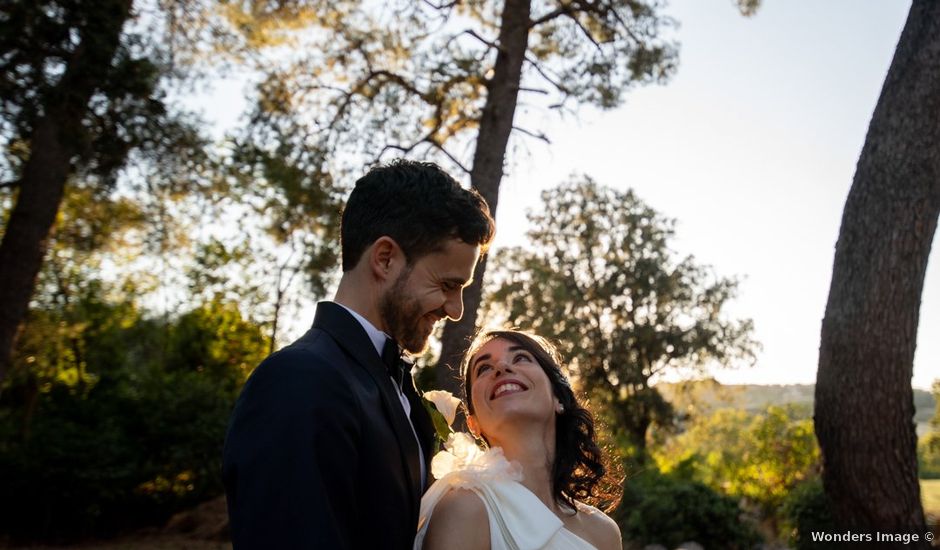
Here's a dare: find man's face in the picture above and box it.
[379,239,480,354]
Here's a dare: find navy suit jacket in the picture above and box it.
[223,302,436,549]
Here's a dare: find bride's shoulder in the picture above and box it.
[574,502,622,550]
[423,488,490,550]
[437,488,487,518]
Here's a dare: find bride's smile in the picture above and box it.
[491,380,528,400]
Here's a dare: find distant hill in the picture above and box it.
[655,380,936,436]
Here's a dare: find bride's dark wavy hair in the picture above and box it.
[461,329,622,512]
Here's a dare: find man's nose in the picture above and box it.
[444,291,465,321]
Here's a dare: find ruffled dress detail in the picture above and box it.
[414,433,597,550]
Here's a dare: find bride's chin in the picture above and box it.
[487,407,552,430]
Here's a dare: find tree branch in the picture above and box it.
[428,140,470,174]
[529,5,573,28]
[378,132,469,176]
[565,12,602,51]
[446,29,499,52]
[511,125,551,145]
[524,55,571,96]
[378,121,440,160]
[519,86,549,95]
[422,0,460,9]
[465,29,499,51]
[379,140,421,158]
[535,2,643,47]
[326,69,433,134]
[608,8,644,45]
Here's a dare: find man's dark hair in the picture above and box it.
[341,160,495,271]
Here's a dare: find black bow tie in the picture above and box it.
[381,337,412,387]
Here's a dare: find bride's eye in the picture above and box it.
[476,363,492,375]
[513,353,531,363]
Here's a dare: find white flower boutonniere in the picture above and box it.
[421,390,462,448]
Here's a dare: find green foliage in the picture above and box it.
[229,141,343,298]
[920,380,940,479]
[0,0,209,189]
[778,478,836,550]
[227,0,677,184]
[915,385,937,429]
[1,189,273,542]
[653,405,820,513]
[658,380,937,436]
[0,291,268,541]
[167,300,269,385]
[214,0,679,303]
[617,469,760,549]
[919,434,940,479]
[921,479,940,523]
[736,0,762,17]
[487,177,758,448]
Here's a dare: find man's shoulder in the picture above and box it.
[247,328,353,386]
[235,328,368,416]
[271,326,351,364]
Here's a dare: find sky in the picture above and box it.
[195,1,936,389]
[494,0,933,389]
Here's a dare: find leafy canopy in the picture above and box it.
[486,176,758,446]
[224,0,677,179]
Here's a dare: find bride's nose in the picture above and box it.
[494,359,514,375]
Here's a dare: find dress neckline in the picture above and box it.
[506,476,599,550]
[427,433,600,550]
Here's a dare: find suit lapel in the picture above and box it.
[402,373,437,476]
[311,302,424,516]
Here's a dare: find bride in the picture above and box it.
[415,330,622,550]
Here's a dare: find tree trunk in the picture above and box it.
[0,0,132,385]
[627,415,650,453]
[815,1,940,542]
[435,0,531,398]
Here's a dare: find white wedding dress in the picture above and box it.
[414,433,598,550]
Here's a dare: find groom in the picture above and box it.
[222,160,495,549]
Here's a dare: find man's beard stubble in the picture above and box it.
[379,268,434,354]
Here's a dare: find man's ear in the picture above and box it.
[370,236,402,282]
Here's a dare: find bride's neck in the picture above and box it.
[490,423,560,512]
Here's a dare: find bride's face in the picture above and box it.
[466,338,560,441]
